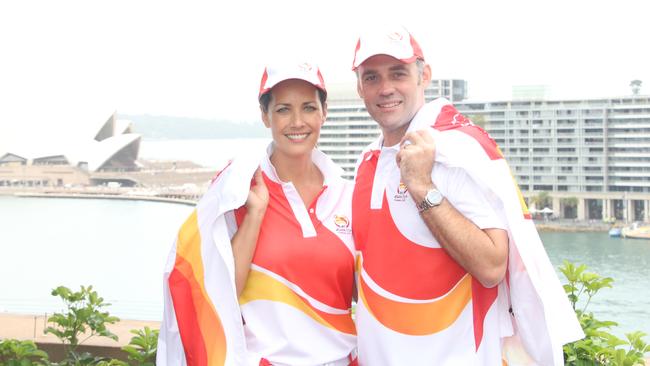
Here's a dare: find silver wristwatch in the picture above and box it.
[417,188,444,212]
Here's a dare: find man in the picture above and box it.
[350,25,583,365]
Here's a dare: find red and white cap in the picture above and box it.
[351,25,424,70]
[258,61,327,100]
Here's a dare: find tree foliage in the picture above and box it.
[530,191,552,209]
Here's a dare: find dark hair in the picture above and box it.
[260,87,327,113]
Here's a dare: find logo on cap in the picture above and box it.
[351,25,424,70]
[259,61,326,100]
[387,31,403,41]
[299,62,313,72]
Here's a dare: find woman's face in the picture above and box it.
[261,79,327,160]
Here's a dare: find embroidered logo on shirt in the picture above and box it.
[334,214,352,235]
[394,182,408,202]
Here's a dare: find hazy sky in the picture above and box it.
[1,0,649,142]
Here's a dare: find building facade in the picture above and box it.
[458,96,650,222]
[320,81,650,223]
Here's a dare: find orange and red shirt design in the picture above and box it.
[228,149,357,365]
[352,102,510,365]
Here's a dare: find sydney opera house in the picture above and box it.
[0,112,141,187]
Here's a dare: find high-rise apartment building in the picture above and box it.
[458,98,650,195]
[320,80,650,222]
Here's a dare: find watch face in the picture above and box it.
[418,188,444,212]
[426,189,443,205]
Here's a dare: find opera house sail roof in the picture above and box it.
[88,113,141,171]
[0,112,141,174]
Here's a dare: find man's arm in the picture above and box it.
[397,130,508,288]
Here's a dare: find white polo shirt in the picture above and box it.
[352,132,510,365]
[225,145,356,366]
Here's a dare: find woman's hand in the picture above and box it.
[232,167,269,297]
[246,167,269,218]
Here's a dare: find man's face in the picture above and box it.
[356,55,430,146]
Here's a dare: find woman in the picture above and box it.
[158,62,357,366]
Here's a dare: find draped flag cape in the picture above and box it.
[157,150,265,366]
[376,98,584,365]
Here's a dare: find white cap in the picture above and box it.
[258,61,327,100]
[351,25,424,70]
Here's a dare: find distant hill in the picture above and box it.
[121,114,270,140]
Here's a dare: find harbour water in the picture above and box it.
[0,195,194,321]
[542,231,650,339]
[1,138,649,341]
[1,196,649,339]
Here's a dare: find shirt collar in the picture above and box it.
[260,142,345,186]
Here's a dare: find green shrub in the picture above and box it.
[2,287,160,366]
[0,339,49,366]
[45,285,120,365]
[94,360,127,366]
[121,327,158,366]
[561,260,649,365]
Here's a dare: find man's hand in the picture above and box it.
[397,130,508,288]
[396,129,436,201]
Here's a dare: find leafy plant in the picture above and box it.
[2,287,159,366]
[0,339,49,366]
[561,260,649,365]
[94,360,127,366]
[44,285,120,365]
[121,327,158,366]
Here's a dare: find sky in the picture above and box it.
[1,0,649,145]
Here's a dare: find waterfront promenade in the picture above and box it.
[11,189,198,206]
[536,219,612,232]
[0,186,622,232]
[0,185,203,206]
[0,158,217,203]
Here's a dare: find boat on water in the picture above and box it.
[621,222,650,239]
[608,227,622,237]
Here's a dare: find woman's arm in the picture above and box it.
[231,168,269,296]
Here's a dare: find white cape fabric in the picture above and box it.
[157,148,263,366]
[365,98,584,365]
